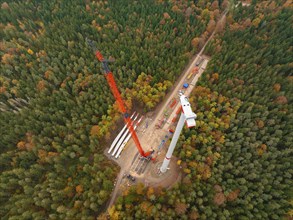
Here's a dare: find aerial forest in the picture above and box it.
[0,0,225,219]
[0,0,292,219]
[110,1,293,220]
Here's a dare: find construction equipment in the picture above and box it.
[160,93,197,173]
[87,38,154,159]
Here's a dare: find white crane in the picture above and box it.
[160,93,197,173]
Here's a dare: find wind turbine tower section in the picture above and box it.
[160,94,197,173]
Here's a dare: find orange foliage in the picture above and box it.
[211,1,219,10]
[256,119,265,128]
[175,202,187,215]
[90,125,100,136]
[171,5,181,12]
[0,86,6,94]
[273,83,281,92]
[189,210,199,220]
[207,19,216,34]
[140,201,151,213]
[213,192,226,205]
[37,80,46,91]
[17,141,26,150]
[191,37,200,48]
[1,2,9,9]
[64,186,74,198]
[163,12,171,19]
[227,189,240,201]
[76,185,83,194]
[275,96,288,104]
[44,70,53,79]
[206,156,213,166]
[1,53,13,64]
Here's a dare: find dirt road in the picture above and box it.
[105,10,228,211]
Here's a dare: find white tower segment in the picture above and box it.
[112,113,139,156]
[115,116,143,158]
[160,94,197,173]
[108,112,136,154]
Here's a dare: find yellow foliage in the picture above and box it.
[184,168,191,174]
[177,160,182,165]
[288,209,293,217]
[147,187,154,199]
[48,152,58,157]
[188,161,197,168]
[136,182,145,195]
[252,18,261,27]
[38,149,47,161]
[108,206,119,220]
[186,150,192,157]
[258,144,267,156]
[74,200,82,209]
[25,62,33,68]
[27,49,34,55]
[212,73,219,81]
[214,152,221,159]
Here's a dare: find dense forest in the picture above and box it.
[0,0,227,219]
[110,1,293,219]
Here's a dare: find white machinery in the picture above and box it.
[160,93,197,173]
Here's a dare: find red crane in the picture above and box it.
[87,39,154,159]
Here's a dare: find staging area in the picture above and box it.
[105,57,209,189]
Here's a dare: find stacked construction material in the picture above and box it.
[108,112,143,158]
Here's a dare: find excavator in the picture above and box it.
[86,38,154,159]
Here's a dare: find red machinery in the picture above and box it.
[87,39,154,159]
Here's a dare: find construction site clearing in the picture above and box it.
[105,55,210,190]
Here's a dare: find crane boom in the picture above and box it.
[87,39,153,158]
